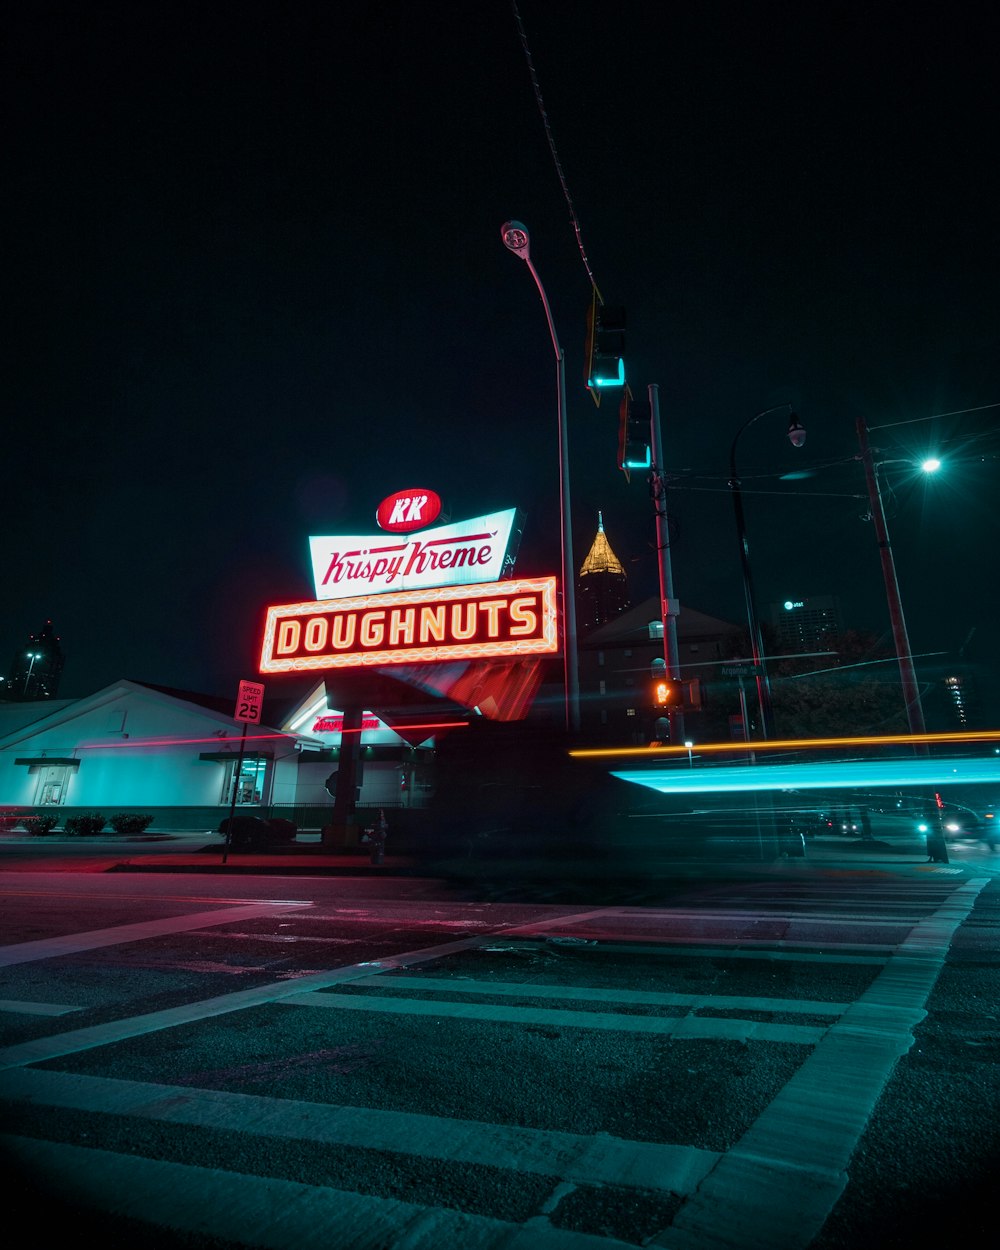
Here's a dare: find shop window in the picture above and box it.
[35,765,70,806]
[222,756,268,806]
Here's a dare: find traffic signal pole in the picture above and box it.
[648,384,684,743]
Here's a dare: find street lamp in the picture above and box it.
[23,652,43,695]
[855,420,941,737]
[728,404,805,740]
[856,431,948,861]
[501,220,580,735]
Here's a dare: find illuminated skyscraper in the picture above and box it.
[578,513,630,633]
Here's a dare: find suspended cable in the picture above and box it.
[869,401,1000,431]
[510,1,601,298]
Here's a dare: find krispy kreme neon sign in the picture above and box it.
[308,507,521,601]
[260,578,558,673]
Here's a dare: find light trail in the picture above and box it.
[611,755,1000,796]
[570,729,1000,760]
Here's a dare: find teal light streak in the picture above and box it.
[611,756,1000,795]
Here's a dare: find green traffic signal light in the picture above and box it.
[585,290,626,403]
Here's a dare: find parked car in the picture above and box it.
[217,815,297,850]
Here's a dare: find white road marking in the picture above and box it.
[0,883,983,1247]
[0,999,82,1016]
[1,1135,638,1250]
[0,903,312,968]
[652,876,989,1250]
[0,1067,720,1195]
[341,974,849,1015]
[282,990,828,1044]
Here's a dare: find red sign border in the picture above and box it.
[259,577,559,674]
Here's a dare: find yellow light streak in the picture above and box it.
[569,729,1000,760]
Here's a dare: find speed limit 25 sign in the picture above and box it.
[234,680,265,724]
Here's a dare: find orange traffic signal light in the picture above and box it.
[653,679,682,708]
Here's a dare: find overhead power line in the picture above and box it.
[869,401,1000,431]
[511,1,601,298]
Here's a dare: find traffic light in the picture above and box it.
[585,288,626,405]
[617,385,651,481]
[653,677,683,708]
[651,658,703,711]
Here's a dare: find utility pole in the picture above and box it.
[855,416,927,736]
[856,416,948,862]
[648,384,684,744]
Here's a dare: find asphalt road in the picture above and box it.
[0,838,997,1248]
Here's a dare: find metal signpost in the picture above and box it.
[222,680,265,864]
[720,664,762,750]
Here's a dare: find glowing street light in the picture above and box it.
[501,220,579,734]
[23,651,43,695]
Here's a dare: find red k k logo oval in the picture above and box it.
[376,488,442,533]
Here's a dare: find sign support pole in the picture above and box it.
[223,679,265,865]
[222,722,248,865]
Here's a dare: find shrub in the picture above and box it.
[0,809,21,831]
[109,813,154,835]
[64,812,106,837]
[23,813,59,836]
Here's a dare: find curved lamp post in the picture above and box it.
[501,220,580,735]
[729,404,806,740]
[856,421,942,738]
[23,651,43,695]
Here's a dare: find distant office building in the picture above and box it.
[577,596,743,744]
[4,621,65,701]
[944,674,970,727]
[768,596,842,656]
[578,512,630,633]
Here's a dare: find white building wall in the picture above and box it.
[0,686,282,810]
[1,682,434,816]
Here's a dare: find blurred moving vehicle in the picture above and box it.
[918,803,999,850]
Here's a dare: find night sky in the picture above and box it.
[6,2,998,710]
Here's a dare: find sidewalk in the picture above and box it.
[5,830,994,879]
[108,834,991,878]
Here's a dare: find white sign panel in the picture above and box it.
[235,680,265,724]
[308,508,520,602]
